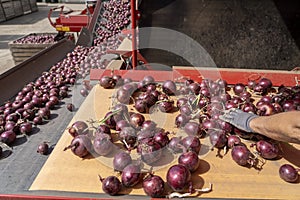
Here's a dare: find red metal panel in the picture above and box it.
[174,68,300,86]
[0,194,104,200]
[90,68,300,87]
[58,15,90,26]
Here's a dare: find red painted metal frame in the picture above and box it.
[0,194,100,200]
[90,67,300,87]
[48,5,95,33]
[130,0,138,69]
[0,194,162,200]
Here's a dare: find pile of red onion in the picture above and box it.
[13,33,57,44]
[78,73,299,196]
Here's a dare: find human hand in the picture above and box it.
[219,108,258,133]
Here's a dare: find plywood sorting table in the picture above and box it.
[29,70,300,199]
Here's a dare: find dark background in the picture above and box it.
[138,0,300,70]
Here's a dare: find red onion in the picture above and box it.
[143,174,165,197]
[279,164,299,183]
[166,164,191,192]
[99,175,122,195]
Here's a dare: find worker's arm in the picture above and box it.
[220,109,300,144]
[250,111,300,144]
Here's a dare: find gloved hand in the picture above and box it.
[219,108,258,133]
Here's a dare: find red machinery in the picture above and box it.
[48,0,97,39]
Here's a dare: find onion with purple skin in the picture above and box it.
[139,92,157,107]
[112,74,124,87]
[121,163,143,187]
[178,151,200,172]
[279,164,299,183]
[247,79,256,90]
[142,75,155,86]
[168,137,184,153]
[113,151,132,172]
[93,133,113,156]
[202,120,220,132]
[175,114,190,128]
[80,89,89,97]
[22,109,35,121]
[181,136,201,154]
[99,175,122,196]
[104,111,117,130]
[209,130,228,149]
[134,99,148,113]
[153,130,170,148]
[241,102,257,113]
[176,97,188,109]
[158,100,174,113]
[139,138,162,165]
[37,142,49,155]
[115,120,131,132]
[119,126,137,149]
[162,80,177,95]
[227,135,241,148]
[143,174,165,197]
[254,140,280,160]
[116,88,131,104]
[141,120,157,131]
[188,82,201,94]
[63,134,92,158]
[231,144,257,167]
[183,122,203,137]
[38,107,51,120]
[166,164,191,192]
[95,124,111,136]
[130,112,145,128]
[5,121,19,133]
[258,78,272,90]
[179,104,192,116]
[256,102,276,116]
[33,116,43,125]
[68,121,89,137]
[233,83,246,95]
[0,130,16,145]
[137,129,155,142]
[66,103,75,112]
[19,122,32,135]
[99,76,116,89]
